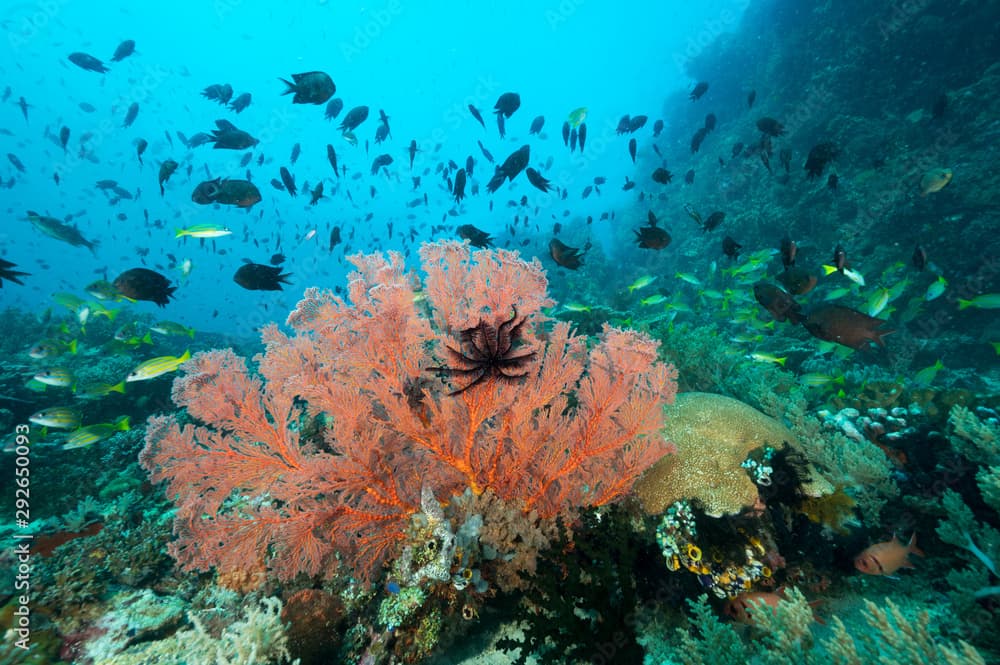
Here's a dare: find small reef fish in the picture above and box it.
[126,350,191,382]
[854,533,924,576]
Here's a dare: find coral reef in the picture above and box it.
[634,392,832,517]
[141,241,676,586]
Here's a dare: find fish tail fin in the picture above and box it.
[109,380,126,394]
[776,357,787,367]
[958,299,973,310]
[908,532,925,558]
[116,415,131,431]
[141,332,153,345]
[821,265,838,276]
[179,349,192,364]
[104,308,119,323]
[68,339,78,355]
[279,78,297,95]
[874,328,896,347]
[174,228,186,238]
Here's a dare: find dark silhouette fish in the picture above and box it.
[0,258,29,287]
[280,71,335,105]
[135,138,147,165]
[309,182,324,205]
[158,160,178,195]
[110,39,135,62]
[803,305,894,350]
[234,263,291,291]
[805,142,838,179]
[113,268,175,306]
[68,52,109,73]
[690,81,709,100]
[525,167,551,193]
[629,115,648,133]
[486,145,529,194]
[702,211,725,231]
[529,115,544,135]
[468,104,486,129]
[279,167,297,196]
[754,282,803,324]
[722,236,742,259]
[653,119,664,137]
[651,168,672,185]
[371,154,393,175]
[477,140,494,164]
[691,127,708,153]
[756,117,785,137]
[453,168,467,203]
[628,138,637,163]
[493,92,520,138]
[339,105,369,132]
[190,178,261,208]
[549,238,588,269]
[634,212,671,250]
[562,121,570,146]
[578,123,587,152]
[457,224,493,248]
[208,119,258,149]
[58,126,70,152]
[324,98,344,120]
[326,144,339,177]
[201,83,233,105]
[122,102,139,127]
[747,90,756,108]
[229,92,252,113]
[8,153,25,172]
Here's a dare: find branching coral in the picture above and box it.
[668,591,986,665]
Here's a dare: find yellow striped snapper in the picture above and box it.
[175,224,232,239]
[74,380,126,399]
[126,349,191,382]
[747,352,786,366]
[822,265,865,286]
[958,294,1000,310]
[628,275,657,292]
[799,372,846,388]
[29,406,81,429]
[925,276,947,301]
[34,367,74,388]
[913,360,944,387]
[62,417,130,450]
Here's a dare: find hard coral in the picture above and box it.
[635,393,831,517]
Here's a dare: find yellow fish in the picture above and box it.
[919,168,952,196]
[126,349,191,382]
[567,107,587,128]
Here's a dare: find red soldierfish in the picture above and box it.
[854,533,924,576]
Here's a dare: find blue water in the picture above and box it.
[0,0,746,337]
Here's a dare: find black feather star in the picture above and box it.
[427,307,536,395]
